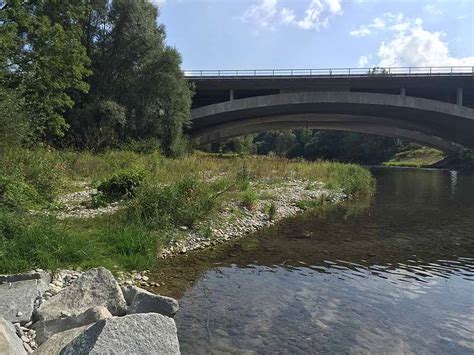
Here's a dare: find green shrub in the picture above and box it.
[98,170,144,198]
[122,139,161,154]
[1,148,65,203]
[296,199,323,211]
[325,163,375,197]
[0,176,41,211]
[265,202,277,220]
[240,187,258,210]
[130,177,218,228]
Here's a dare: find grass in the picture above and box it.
[0,148,376,273]
[383,146,444,167]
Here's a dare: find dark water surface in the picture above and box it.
[154,168,474,354]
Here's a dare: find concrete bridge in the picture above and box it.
[186,66,474,152]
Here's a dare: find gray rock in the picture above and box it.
[35,325,92,355]
[0,317,27,355]
[61,313,180,354]
[122,285,179,317]
[35,268,127,321]
[33,306,112,345]
[0,272,50,323]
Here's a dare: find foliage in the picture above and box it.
[205,130,400,165]
[0,211,157,273]
[239,187,258,210]
[1,0,91,139]
[67,0,193,155]
[384,145,444,167]
[0,87,30,151]
[0,148,65,210]
[129,177,220,229]
[368,67,389,75]
[266,202,276,220]
[97,170,144,198]
[295,199,323,211]
[324,163,375,197]
[0,149,376,273]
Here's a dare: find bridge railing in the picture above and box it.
[184,66,474,78]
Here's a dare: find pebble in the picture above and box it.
[16,311,23,317]
[141,276,149,282]
[23,342,34,354]
[13,323,23,337]
[24,321,33,328]
[21,335,29,342]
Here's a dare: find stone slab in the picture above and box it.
[0,272,50,324]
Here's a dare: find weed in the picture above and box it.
[98,170,144,198]
[240,187,258,210]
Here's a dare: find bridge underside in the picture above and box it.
[190,92,474,153]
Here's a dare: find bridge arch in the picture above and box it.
[190,92,474,152]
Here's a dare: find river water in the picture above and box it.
[154,168,474,354]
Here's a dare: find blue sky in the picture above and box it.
[154,0,474,70]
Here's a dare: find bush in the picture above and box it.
[98,170,144,198]
[325,163,375,197]
[265,202,277,220]
[0,176,41,211]
[240,187,258,210]
[0,88,30,152]
[130,177,218,228]
[295,199,323,211]
[121,139,161,154]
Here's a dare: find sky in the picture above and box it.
[154,0,474,70]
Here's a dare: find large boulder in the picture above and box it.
[61,313,181,354]
[35,268,127,321]
[0,317,27,355]
[33,306,112,345]
[122,285,179,317]
[35,325,92,355]
[0,271,50,323]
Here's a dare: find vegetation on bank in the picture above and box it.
[0,148,375,274]
[1,0,191,155]
[383,146,445,167]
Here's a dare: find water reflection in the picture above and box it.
[153,169,474,354]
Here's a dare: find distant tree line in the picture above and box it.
[206,130,400,164]
[1,0,192,156]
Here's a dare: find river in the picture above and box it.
[154,168,474,354]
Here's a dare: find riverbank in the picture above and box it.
[0,149,375,274]
[383,146,444,167]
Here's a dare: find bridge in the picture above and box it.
[185,66,474,152]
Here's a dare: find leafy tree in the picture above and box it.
[68,0,192,155]
[0,0,91,140]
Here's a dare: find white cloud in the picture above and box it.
[242,0,279,29]
[350,25,372,37]
[357,55,369,68]
[424,4,442,16]
[281,8,296,24]
[242,0,342,31]
[376,20,474,67]
[352,12,474,68]
[350,12,407,37]
[297,0,342,30]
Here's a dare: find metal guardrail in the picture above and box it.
[184,66,474,78]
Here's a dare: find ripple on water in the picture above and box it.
[156,169,474,354]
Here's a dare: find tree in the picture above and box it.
[67,0,193,155]
[0,0,91,140]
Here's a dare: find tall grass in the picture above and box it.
[0,149,375,273]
